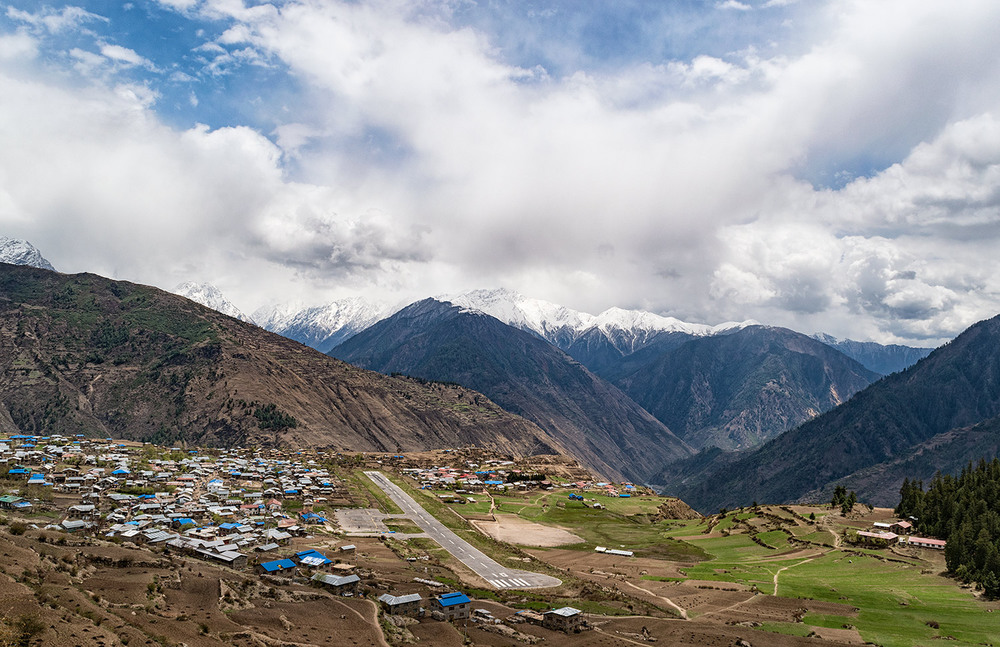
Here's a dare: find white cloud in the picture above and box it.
[154,0,201,11]
[99,44,156,70]
[218,24,253,45]
[0,33,38,61]
[709,112,1000,342]
[4,0,1000,344]
[5,5,107,34]
[0,64,433,310]
[70,47,106,75]
[272,123,320,159]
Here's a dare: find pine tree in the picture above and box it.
[831,485,847,509]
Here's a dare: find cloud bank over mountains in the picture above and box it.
[2,0,1000,345]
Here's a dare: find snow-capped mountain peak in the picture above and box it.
[173,282,255,324]
[592,307,700,334]
[251,301,308,332]
[438,288,593,336]
[254,296,397,353]
[437,288,757,354]
[0,236,55,271]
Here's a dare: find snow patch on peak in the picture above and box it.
[255,296,398,352]
[592,307,757,336]
[811,332,841,345]
[293,297,395,332]
[438,287,758,353]
[592,307,706,335]
[438,288,592,337]
[0,237,55,271]
[252,301,308,331]
[173,282,255,324]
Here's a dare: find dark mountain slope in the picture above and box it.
[617,326,879,450]
[0,263,557,456]
[562,328,697,380]
[330,299,694,483]
[672,314,1000,512]
[810,415,1000,507]
[813,334,934,375]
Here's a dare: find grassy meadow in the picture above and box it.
[410,479,1000,647]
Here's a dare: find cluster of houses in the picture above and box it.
[2,434,594,634]
[0,434,354,569]
[855,519,947,549]
[402,461,645,501]
[377,590,586,632]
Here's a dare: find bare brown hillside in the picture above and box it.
[0,263,562,456]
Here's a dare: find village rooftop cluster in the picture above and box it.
[0,434,594,633]
[0,434,351,567]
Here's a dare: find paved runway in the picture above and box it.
[364,471,561,590]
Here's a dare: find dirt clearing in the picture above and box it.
[471,513,583,547]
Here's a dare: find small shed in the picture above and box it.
[543,607,584,632]
[890,520,914,534]
[378,592,422,617]
[311,572,360,596]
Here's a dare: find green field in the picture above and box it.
[674,516,1000,647]
[780,553,999,647]
[376,474,1000,646]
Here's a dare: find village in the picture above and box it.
[0,434,619,643]
[0,432,969,647]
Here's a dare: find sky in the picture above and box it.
[2,0,1000,346]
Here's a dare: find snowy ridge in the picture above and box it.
[0,237,55,271]
[590,306,752,337]
[252,301,309,331]
[173,282,255,324]
[440,288,591,336]
[438,288,754,350]
[253,297,398,352]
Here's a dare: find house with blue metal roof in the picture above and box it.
[300,512,327,524]
[433,591,471,621]
[257,558,297,575]
[294,549,331,567]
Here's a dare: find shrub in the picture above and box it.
[12,614,45,647]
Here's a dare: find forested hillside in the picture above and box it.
[896,458,1000,598]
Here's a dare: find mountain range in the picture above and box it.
[439,288,755,377]
[615,325,880,451]
[8,237,981,512]
[668,314,1000,510]
[330,298,694,483]
[253,298,397,354]
[811,333,933,376]
[182,282,942,484]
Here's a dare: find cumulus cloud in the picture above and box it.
[0,32,37,61]
[0,63,433,307]
[711,112,1000,342]
[3,0,1000,345]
